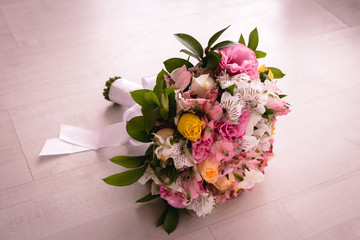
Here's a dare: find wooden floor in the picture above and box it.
[1,0,360,239]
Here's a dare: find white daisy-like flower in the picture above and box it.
[220,92,243,123]
[236,168,265,190]
[186,194,216,217]
[138,165,157,185]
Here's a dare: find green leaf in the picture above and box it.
[163,206,179,234]
[268,67,285,79]
[233,173,243,181]
[136,193,159,203]
[174,33,203,59]
[142,106,159,134]
[163,58,194,73]
[226,84,236,95]
[238,33,246,45]
[255,50,267,59]
[278,94,287,99]
[153,69,168,98]
[144,91,160,107]
[156,206,169,227]
[207,25,230,49]
[102,165,146,186]
[130,89,152,107]
[247,27,259,51]
[126,116,152,142]
[203,51,222,71]
[180,49,202,62]
[110,155,147,168]
[211,40,237,50]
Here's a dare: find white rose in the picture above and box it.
[190,74,215,98]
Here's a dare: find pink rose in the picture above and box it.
[159,185,186,208]
[217,44,259,80]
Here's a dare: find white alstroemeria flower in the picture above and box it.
[167,177,184,193]
[154,134,173,161]
[220,92,243,123]
[236,168,265,190]
[151,181,160,195]
[186,194,216,217]
[218,72,251,91]
[138,165,157,185]
[238,135,259,152]
[257,134,271,152]
[253,122,271,138]
[169,140,195,169]
[174,92,191,124]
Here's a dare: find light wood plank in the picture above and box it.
[0,110,33,190]
[314,0,360,27]
[280,170,360,238]
[8,89,147,180]
[209,202,302,240]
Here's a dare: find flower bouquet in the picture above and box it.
[102,26,290,234]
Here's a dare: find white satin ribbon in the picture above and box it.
[39,76,156,156]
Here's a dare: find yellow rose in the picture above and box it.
[214,172,235,190]
[177,113,203,141]
[198,158,219,184]
[258,64,274,80]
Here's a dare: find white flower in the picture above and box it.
[236,168,265,190]
[138,165,157,185]
[169,141,195,169]
[218,73,250,91]
[257,135,271,152]
[186,194,215,217]
[174,92,191,125]
[190,74,215,98]
[220,92,243,123]
[151,181,160,195]
[238,135,259,152]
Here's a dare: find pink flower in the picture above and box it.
[266,98,287,111]
[211,140,235,162]
[203,101,223,121]
[165,65,191,91]
[192,124,215,163]
[204,84,219,103]
[217,44,259,80]
[180,170,205,200]
[159,185,186,208]
[216,120,245,141]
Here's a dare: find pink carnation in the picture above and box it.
[192,122,216,163]
[159,185,186,208]
[217,44,259,80]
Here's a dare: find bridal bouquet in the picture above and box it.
[103,26,290,234]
